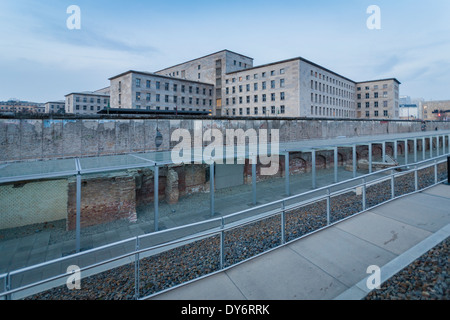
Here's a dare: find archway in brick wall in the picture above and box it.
[316,155,327,169]
[290,155,307,173]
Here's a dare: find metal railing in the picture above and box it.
[0,154,448,300]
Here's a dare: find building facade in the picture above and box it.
[109,71,214,113]
[65,92,110,115]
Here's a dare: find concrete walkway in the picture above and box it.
[148,184,450,300]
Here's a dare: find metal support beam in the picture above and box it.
[210,162,215,216]
[382,141,386,163]
[430,137,433,158]
[437,136,440,156]
[312,149,316,189]
[352,145,357,178]
[334,147,338,184]
[368,143,373,174]
[285,152,290,196]
[154,165,159,232]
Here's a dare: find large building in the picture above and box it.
[107,50,401,119]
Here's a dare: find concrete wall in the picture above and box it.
[1,118,449,163]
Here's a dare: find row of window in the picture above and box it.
[310,94,355,108]
[135,105,208,112]
[133,79,213,96]
[74,105,103,111]
[310,70,354,90]
[134,93,212,106]
[225,105,286,116]
[225,92,286,105]
[358,84,389,91]
[358,92,389,99]
[226,79,285,94]
[75,97,109,104]
[357,101,389,108]
[226,68,286,84]
[310,105,355,118]
[311,80,354,99]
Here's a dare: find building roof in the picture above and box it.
[356,78,402,85]
[108,70,214,86]
[64,91,110,97]
[155,49,254,73]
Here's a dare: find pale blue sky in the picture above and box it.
[0,0,449,102]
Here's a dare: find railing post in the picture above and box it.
[220,217,226,270]
[281,201,286,245]
[414,165,418,191]
[134,236,140,300]
[391,169,395,199]
[326,188,331,226]
[434,160,438,184]
[362,177,366,211]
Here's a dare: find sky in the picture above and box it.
[0,0,449,103]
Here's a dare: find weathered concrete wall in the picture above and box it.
[1,118,449,163]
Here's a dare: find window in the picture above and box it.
[366,111,370,117]
[254,83,258,91]
[174,84,178,92]
[383,92,388,98]
[239,85,243,93]
[383,84,388,89]
[232,87,236,94]
[174,96,178,104]
[136,78,141,87]
[374,111,379,117]
[366,102,370,108]
[374,92,379,98]
[365,93,370,99]
[239,97,243,104]
[246,96,250,103]
[280,79,285,88]
[189,86,193,93]
[181,85,185,93]
[280,92,285,101]
[156,94,160,102]
[280,105,285,114]
[357,103,361,109]
[146,80,151,88]
[262,94,267,102]
[262,72,266,78]
[181,97,185,104]
[384,110,388,117]
[254,95,258,103]
[254,74,258,79]
[374,101,379,108]
[165,83,169,91]
[136,92,141,101]
[271,106,276,114]
[271,80,275,89]
[263,106,267,114]
[383,101,388,107]
[357,94,361,100]
[198,65,201,70]
[262,82,266,90]
[271,93,275,101]
[196,87,200,94]
[246,107,250,115]
[239,108,243,115]
[165,95,169,103]
[254,107,258,115]
[146,93,151,101]
[280,68,285,74]
[198,73,201,79]
[246,84,250,92]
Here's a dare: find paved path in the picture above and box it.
[148,184,450,300]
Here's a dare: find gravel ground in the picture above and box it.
[366,237,449,300]
[17,163,450,300]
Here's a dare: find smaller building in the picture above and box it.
[44,100,66,114]
[422,100,450,121]
[355,78,401,120]
[0,100,44,114]
[65,91,110,115]
[399,104,419,120]
[109,70,215,113]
